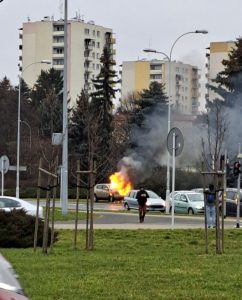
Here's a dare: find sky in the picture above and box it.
[0,0,242,105]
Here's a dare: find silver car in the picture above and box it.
[0,196,43,218]
[171,191,204,214]
[0,254,26,296]
[123,190,166,212]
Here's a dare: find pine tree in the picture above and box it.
[69,90,89,156]
[209,37,242,109]
[30,68,63,138]
[89,46,119,180]
[131,81,168,128]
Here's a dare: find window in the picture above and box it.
[150,74,162,80]
[84,28,90,35]
[176,67,179,72]
[96,53,100,59]
[53,59,64,65]
[92,52,95,59]
[93,30,95,36]
[53,36,64,43]
[97,42,100,48]
[97,31,100,37]
[96,64,100,70]
[53,48,63,54]
[180,195,187,202]
[53,25,64,31]
[150,64,162,70]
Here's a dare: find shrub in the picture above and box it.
[0,209,58,248]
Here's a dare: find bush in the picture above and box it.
[0,209,58,248]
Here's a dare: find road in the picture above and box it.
[56,201,239,230]
[31,200,240,229]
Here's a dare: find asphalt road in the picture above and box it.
[31,199,240,229]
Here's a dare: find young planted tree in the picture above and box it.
[70,90,101,250]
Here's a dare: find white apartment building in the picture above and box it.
[121,59,201,115]
[19,16,116,106]
[206,41,235,102]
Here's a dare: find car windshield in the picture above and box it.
[147,191,160,199]
[187,193,203,202]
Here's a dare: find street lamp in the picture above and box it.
[143,29,208,213]
[16,60,51,198]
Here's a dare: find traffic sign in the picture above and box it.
[167,127,184,156]
[0,155,10,174]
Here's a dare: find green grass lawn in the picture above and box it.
[1,229,242,300]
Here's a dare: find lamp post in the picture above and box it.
[144,29,208,213]
[16,60,51,198]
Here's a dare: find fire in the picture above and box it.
[109,171,132,196]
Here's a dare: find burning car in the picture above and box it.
[94,184,123,202]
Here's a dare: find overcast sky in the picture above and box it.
[0,0,241,96]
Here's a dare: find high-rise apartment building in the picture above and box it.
[121,59,201,115]
[205,41,235,101]
[19,16,115,106]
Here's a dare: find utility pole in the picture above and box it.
[61,0,68,214]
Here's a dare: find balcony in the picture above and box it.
[106,37,116,44]
[53,31,64,36]
[53,42,64,48]
[53,52,64,59]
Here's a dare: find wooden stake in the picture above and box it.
[33,158,42,252]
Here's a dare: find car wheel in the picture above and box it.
[188,208,194,215]
[124,203,130,211]
[94,195,98,202]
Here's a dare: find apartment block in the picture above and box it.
[205,41,235,101]
[19,16,115,106]
[121,59,201,115]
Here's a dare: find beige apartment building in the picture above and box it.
[206,41,235,101]
[19,16,115,106]
[121,59,201,115]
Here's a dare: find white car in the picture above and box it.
[124,190,166,212]
[0,196,43,218]
[0,254,26,296]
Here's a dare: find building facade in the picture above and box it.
[19,16,115,106]
[205,41,235,102]
[121,59,201,115]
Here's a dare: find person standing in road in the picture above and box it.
[205,183,216,228]
[136,186,149,223]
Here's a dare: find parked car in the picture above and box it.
[0,196,43,218]
[222,188,242,217]
[0,286,29,300]
[123,190,165,212]
[170,191,204,214]
[0,254,27,298]
[94,184,123,202]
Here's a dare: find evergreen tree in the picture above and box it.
[209,37,242,109]
[30,68,63,138]
[69,90,89,156]
[91,46,119,152]
[0,77,18,154]
[89,46,119,180]
[131,81,168,128]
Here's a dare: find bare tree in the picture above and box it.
[201,99,229,170]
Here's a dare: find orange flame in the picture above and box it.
[109,172,132,196]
